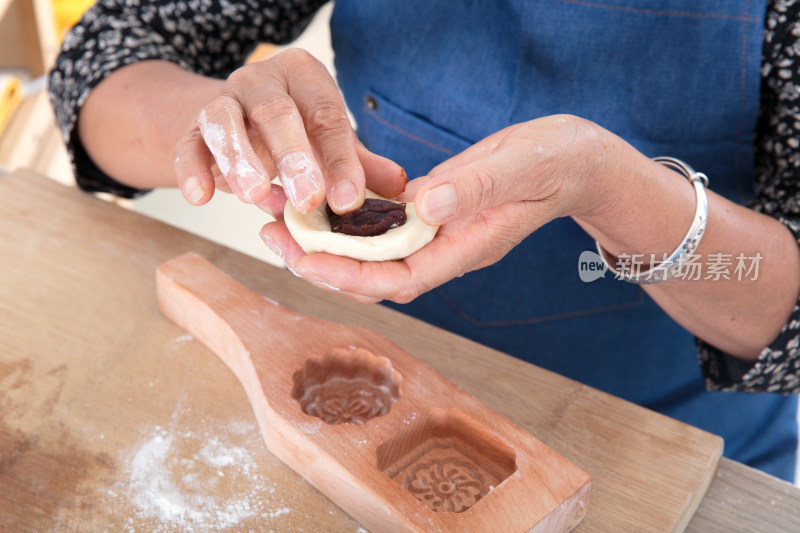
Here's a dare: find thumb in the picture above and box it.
[415,153,527,225]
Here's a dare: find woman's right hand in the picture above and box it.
[172,48,407,218]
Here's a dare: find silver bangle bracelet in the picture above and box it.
[595,156,709,284]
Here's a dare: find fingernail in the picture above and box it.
[285,174,321,212]
[419,182,458,223]
[242,180,268,203]
[237,160,268,203]
[330,181,359,212]
[279,152,321,212]
[260,232,283,260]
[183,176,205,204]
[397,167,409,193]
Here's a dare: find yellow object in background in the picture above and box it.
[0,75,22,137]
[52,0,95,41]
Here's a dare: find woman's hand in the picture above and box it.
[261,110,800,362]
[172,49,407,216]
[260,114,611,303]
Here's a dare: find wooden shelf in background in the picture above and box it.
[0,88,69,178]
[0,0,12,20]
[0,0,57,76]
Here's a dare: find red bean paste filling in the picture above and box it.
[326,199,407,237]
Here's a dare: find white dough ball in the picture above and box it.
[284,191,438,261]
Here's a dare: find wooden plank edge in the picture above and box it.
[672,435,724,532]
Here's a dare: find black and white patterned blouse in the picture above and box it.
[48,0,800,394]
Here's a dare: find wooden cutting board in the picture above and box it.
[0,170,723,532]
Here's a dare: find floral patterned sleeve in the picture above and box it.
[698,0,800,393]
[47,0,328,198]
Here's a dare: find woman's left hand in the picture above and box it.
[260,114,612,303]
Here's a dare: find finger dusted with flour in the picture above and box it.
[194,97,273,204]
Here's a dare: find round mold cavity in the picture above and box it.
[291,347,402,425]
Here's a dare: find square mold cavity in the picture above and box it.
[376,408,517,513]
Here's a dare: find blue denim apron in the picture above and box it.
[331,0,798,481]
